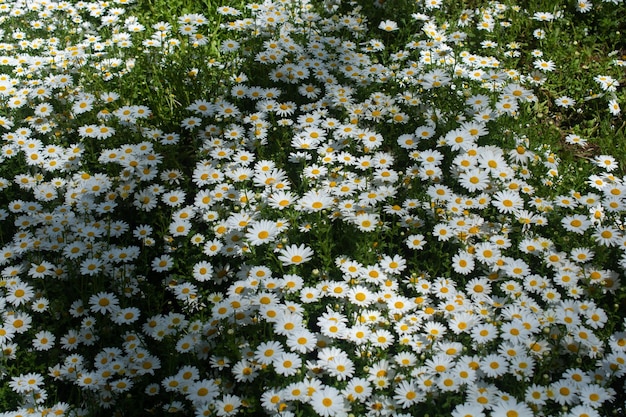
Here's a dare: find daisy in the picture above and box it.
[433,223,453,241]
[0,321,16,344]
[608,98,621,116]
[297,189,335,212]
[31,297,49,313]
[61,330,80,350]
[260,388,287,414]
[439,372,463,392]
[192,261,213,282]
[471,323,499,344]
[378,20,398,32]
[165,368,194,395]
[169,219,192,237]
[80,258,103,276]
[94,125,115,140]
[187,379,219,405]
[414,373,436,393]
[503,258,530,278]
[152,254,174,272]
[425,353,455,374]
[298,284,321,303]
[496,99,518,115]
[478,148,507,173]
[604,194,625,212]
[319,312,348,339]
[419,149,444,165]
[6,281,34,306]
[501,318,532,341]
[298,83,320,99]
[589,204,606,225]
[534,59,556,71]
[492,190,524,213]
[566,405,601,417]
[352,212,379,232]
[9,372,44,394]
[134,189,158,211]
[303,164,328,180]
[359,264,386,285]
[594,75,619,92]
[252,339,285,367]
[593,154,619,171]
[451,251,475,275]
[490,398,534,417]
[274,308,305,335]
[523,383,550,407]
[555,96,576,108]
[394,352,419,368]
[452,404,485,417]
[346,285,375,306]
[560,214,592,234]
[89,292,119,315]
[551,379,578,405]
[554,265,581,288]
[592,225,621,247]
[344,323,371,345]
[325,355,355,381]
[78,124,100,139]
[583,307,607,330]
[397,134,419,149]
[393,379,423,408]
[110,377,134,394]
[423,321,447,340]
[273,352,302,376]
[310,385,348,417]
[342,377,372,402]
[245,220,279,246]
[286,328,317,354]
[277,275,302,294]
[454,355,479,381]
[564,133,587,146]
[277,244,314,266]
[480,353,509,378]
[379,254,407,274]
[214,394,241,417]
[459,168,490,192]
[113,307,141,325]
[577,383,610,408]
[370,329,395,349]
[162,190,186,207]
[448,311,477,335]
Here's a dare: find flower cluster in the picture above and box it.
[0,0,624,416]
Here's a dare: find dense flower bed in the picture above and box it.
[0,0,624,416]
